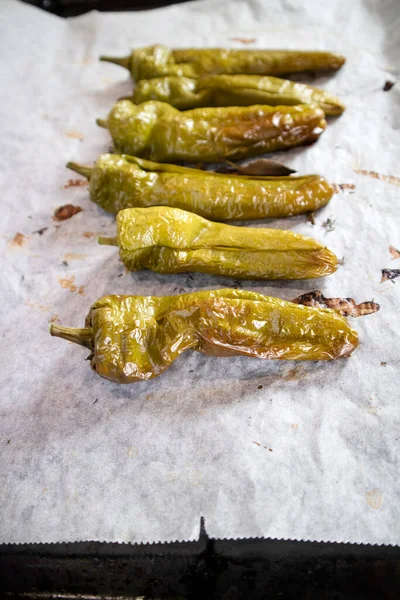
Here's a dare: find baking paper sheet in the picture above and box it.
[0,0,399,545]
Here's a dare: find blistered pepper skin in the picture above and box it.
[50,289,359,384]
[100,100,326,162]
[100,206,338,280]
[67,154,333,220]
[100,45,346,81]
[133,75,345,115]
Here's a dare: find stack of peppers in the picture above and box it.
[51,44,379,383]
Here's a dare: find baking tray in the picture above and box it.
[1,520,400,599]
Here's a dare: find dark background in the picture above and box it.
[23,0,190,18]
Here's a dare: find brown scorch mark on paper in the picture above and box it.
[53,204,83,221]
[48,315,60,324]
[65,130,84,140]
[83,231,95,239]
[293,290,380,317]
[9,232,29,247]
[332,183,356,193]
[58,275,77,292]
[78,285,85,296]
[383,80,395,91]
[231,37,257,44]
[381,268,400,283]
[64,179,88,189]
[354,169,400,187]
[389,245,400,260]
[283,366,308,382]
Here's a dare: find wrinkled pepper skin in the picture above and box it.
[99,100,326,162]
[133,75,345,115]
[100,45,346,81]
[67,154,334,220]
[99,206,338,280]
[50,289,359,384]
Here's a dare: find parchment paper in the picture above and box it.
[0,0,399,545]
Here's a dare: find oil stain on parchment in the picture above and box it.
[64,179,88,189]
[63,252,88,262]
[8,232,29,247]
[65,130,84,140]
[365,489,383,510]
[389,245,400,260]
[58,276,77,292]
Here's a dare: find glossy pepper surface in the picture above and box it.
[98,206,338,280]
[100,45,346,81]
[133,74,345,115]
[67,154,334,220]
[98,100,326,162]
[50,289,359,384]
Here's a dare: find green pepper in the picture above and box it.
[100,45,345,81]
[67,154,333,220]
[98,206,338,280]
[97,100,326,162]
[133,74,345,115]
[49,288,373,384]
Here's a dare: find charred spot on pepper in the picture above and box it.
[220,158,296,177]
[292,290,380,317]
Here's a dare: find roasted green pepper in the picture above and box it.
[97,100,326,162]
[50,288,378,384]
[100,45,345,81]
[67,154,333,220]
[98,206,338,280]
[133,75,345,115]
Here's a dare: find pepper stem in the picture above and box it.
[96,118,108,129]
[97,236,118,246]
[50,325,93,349]
[66,162,93,180]
[99,55,131,70]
